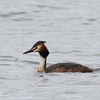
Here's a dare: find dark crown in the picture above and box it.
[33,41,46,48]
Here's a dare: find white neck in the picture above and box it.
[38,56,47,72]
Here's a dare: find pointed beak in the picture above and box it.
[23,47,37,54]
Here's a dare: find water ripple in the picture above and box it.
[88,19,97,22]
[12,18,33,21]
[0,12,26,18]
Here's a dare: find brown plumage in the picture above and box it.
[46,63,93,73]
[23,41,93,73]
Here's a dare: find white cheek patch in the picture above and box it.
[34,45,42,52]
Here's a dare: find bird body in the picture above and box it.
[23,41,93,73]
[46,63,93,73]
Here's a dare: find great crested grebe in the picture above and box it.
[23,41,93,73]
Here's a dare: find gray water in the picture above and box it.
[0,0,100,100]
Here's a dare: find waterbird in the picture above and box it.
[23,41,93,73]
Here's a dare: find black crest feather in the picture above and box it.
[33,41,46,47]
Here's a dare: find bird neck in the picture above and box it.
[38,56,47,72]
[39,45,49,58]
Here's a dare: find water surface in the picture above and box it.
[0,0,100,100]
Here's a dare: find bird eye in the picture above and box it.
[32,47,37,51]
